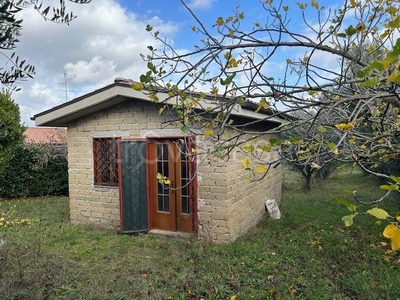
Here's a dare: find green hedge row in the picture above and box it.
[0,144,68,198]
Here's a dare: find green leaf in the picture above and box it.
[345,25,356,37]
[336,33,347,38]
[220,72,236,85]
[390,175,400,184]
[357,66,373,78]
[379,184,399,191]
[359,76,379,88]
[343,189,354,195]
[332,196,357,212]
[269,138,281,146]
[147,62,156,73]
[367,208,389,220]
[238,98,246,106]
[327,142,336,149]
[140,71,152,83]
[342,214,356,227]
[180,126,190,134]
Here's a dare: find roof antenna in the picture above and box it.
[55,72,74,102]
[63,71,68,102]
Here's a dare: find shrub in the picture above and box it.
[0,143,68,198]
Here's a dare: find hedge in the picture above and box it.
[0,144,68,198]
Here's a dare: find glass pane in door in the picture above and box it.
[156,144,170,212]
[180,143,190,214]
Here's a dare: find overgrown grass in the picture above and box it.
[0,168,399,299]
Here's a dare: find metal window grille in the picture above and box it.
[93,138,119,186]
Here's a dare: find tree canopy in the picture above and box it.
[0,92,24,172]
[138,0,400,250]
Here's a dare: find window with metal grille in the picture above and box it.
[93,138,119,186]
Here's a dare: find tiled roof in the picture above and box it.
[24,127,67,144]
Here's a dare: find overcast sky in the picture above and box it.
[11,0,337,126]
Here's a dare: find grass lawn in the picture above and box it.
[0,168,399,299]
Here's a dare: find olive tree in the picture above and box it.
[0,0,91,90]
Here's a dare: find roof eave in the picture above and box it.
[32,81,285,127]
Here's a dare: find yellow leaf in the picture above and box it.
[380,29,390,39]
[333,147,339,155]
[387,70,400,83]
[342,214,356,227]
[255,98,269,113]
[243,144,255,152]
[163,179,171,185]
[204,129,213,138]
[311,162,321,169]
[367,207,389,220]
[311,0,319,10]
[131,82,143,91]
[260,145,272,152]
[227,58,238,68]
[216,17,224,26]
[396,215,400,221]
[230,296,238,300]
[356,22,366,32]
[383,224,400,251]
[259,97,269,109]
[335,123,354,131]
[242,157,250,169]
[255,165,268,173]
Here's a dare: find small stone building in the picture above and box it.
[32,79,283,242]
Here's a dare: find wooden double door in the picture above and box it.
[148,139,195,233]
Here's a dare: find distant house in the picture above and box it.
[24,127,67,145]
[31,79,283,242]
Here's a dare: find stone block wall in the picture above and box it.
[197,159,230,242]
[196,134,282,242]
[227,142,282,240]
[67,99,167,230]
